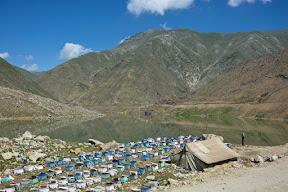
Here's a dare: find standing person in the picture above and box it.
[242,132,245,145]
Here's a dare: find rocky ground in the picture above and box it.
[1,132,287,191]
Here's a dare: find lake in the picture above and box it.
[1,115,288,146]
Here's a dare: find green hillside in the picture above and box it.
[0,58,54,99]
[36,29,288,108]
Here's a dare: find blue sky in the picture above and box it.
[0,0,287,72]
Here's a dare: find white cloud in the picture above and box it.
[160,22,172,30]
[25,55,34,60]
[0,52,10,59]
[59,43,93,60]
[228,0,272,7]
[127,0,195,16]
[21,64,39,72]
[119,36,131,44]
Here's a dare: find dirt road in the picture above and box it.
[168,156,288,192]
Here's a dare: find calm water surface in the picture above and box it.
[1,115,288,146]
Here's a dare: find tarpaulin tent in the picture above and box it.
[170,137,240,171]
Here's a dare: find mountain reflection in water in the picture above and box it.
[1,115,287,146]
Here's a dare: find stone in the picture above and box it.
[22,131,33,139]
[35,135,50,142]
[0,137,10,143]
[89,139,104,146]
[168,179,178,185]
[4,169,12,175]
[254,155,264,163]
[12,152,19,157]
[269,155,278,162]
[2,152,13,160]
[74,148,81,154]
[146,176,155,180]
[27,151,47,163]
[99,142,119,151]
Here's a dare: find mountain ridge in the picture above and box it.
[0,58,55,100]
[36,29,288,108]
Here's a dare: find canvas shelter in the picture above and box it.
[170,137,240,171]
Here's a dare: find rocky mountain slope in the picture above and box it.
[36,29,288,108]
[0,58,54,99]
[0,86,99,118]
[189,49,288,103]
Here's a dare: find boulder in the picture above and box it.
[27,151,47,163]
[99,142,119,151]
[22,131,33,139]
[168,178,179,185]
[254,155,264,163]
[12,152,19,157]
[74,148,81,154]
[35,135,50,142]
[0,137,10,143]
[269,155,278,162]
[2,152,13,160]
[4,169,12,175]
[146,175,155,180]
[88,139,104,146]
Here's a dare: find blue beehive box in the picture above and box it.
[118,159,126,164]
[90,168,98,176]
[84,161,92,167]
[129,172,138,180]
[75,163,84,169]
[86,154,93,160]
[141,155,149,161]
[46,162,55,167]
[71,158,79,162]
[74,173,82,180]
[151,144,157,149]
[109,150,115,155]
[92,159,99,165]
[55,160,63,165]
[100,173,110,179]
[141,187,151,192]
[95,153,101,158]
[68,177,75,183]
[37,173,47,181]
[147,153,153,158]
[137,168,146,175]
[112,160,119,166]
[125,154,132,160]
[123,164,130,170]
[163,147,170,152]
[79,155,85,161]
[130,161,137,167]
[65,165,74,171]
[102,151,109,156]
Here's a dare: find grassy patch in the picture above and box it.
[79,82,90,91]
